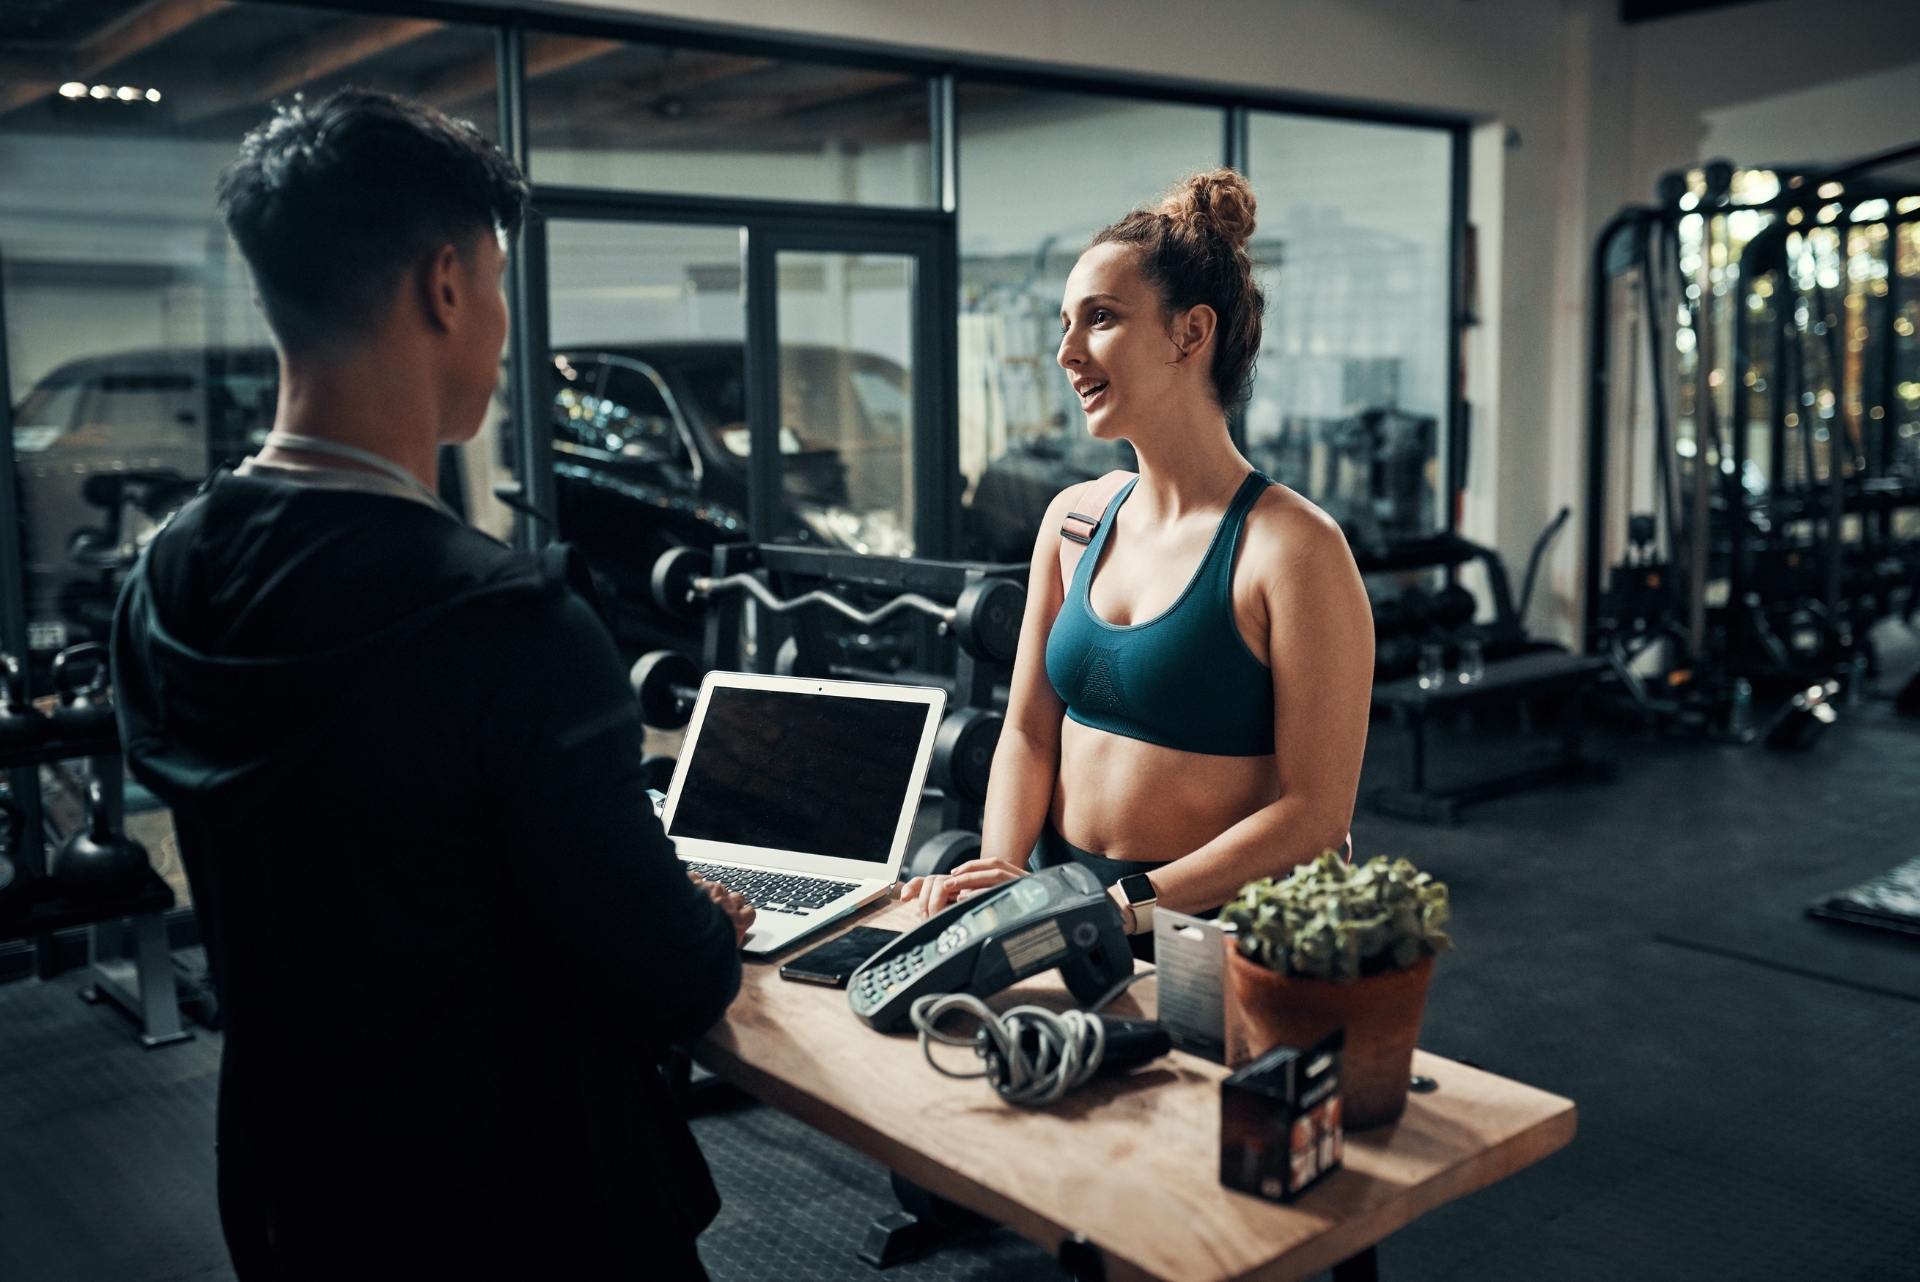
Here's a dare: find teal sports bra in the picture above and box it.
[1046,471,1276,756]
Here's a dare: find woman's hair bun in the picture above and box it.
[1155,168,1257,249]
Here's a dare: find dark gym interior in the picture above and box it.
[2,0,1918,1279]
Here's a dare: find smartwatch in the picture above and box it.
[1115,873,1158,936]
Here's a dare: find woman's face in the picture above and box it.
[1057,242,1209,441]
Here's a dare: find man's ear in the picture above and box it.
[1171,303,1218,363]
[418,242,463,335]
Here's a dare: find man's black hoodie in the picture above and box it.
[113,471,739,1280]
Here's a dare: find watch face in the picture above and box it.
[1121,873,1155,905]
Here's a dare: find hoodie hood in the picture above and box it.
[112,472,555,823]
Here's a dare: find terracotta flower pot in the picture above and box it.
[1224,948,1434,1131]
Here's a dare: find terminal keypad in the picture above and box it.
[851,942,938,1012]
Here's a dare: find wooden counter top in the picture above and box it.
[695,900,1575,1282]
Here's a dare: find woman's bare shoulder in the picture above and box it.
[1244,481,1351,571]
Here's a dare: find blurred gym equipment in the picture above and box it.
[1585,143,1920,735]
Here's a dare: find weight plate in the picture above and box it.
[904,829,982,883]
[649,547,713,620]
[630,650,702,729]
[930,707,1001,805]
[953,577,1025,664]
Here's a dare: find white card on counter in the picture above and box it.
[1152,909,1229,1063]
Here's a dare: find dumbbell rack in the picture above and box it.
[0,731,191,1048]
[692,543,1022,833]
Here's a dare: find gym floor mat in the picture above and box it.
[1655,857,1920,1003]
[1808,855,1920,938]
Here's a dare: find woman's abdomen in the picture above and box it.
[1050,716,1280,863]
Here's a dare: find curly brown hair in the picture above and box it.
[1089,168,1264,411]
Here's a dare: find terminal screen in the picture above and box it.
[669,687,929,863]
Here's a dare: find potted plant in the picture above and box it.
[1218,851,1453,1130]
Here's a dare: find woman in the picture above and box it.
[904,170,1373,946]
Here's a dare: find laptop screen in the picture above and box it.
[668,685,931,863]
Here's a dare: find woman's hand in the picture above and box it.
[900,857,1030,917]
[688,871,756,946]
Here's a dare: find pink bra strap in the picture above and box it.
[1056,470,1137,594]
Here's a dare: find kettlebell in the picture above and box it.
[0,652,48,753]
[51,643,116,740]
[50,781,149,902]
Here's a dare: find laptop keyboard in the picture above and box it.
[683,862,861,916]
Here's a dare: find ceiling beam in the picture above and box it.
[0,79,59,114]
[76,0,232,79]
[421,32,622,108]
[551,52,774,128]
[170,14,446,124]
[251,15,443,102]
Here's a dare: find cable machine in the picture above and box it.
[1585,142,1920,731]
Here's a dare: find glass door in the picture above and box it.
[527,193,956,654]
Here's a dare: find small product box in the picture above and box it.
[1219,1029,1344,1203]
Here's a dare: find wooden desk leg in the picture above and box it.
[1332,1244,1380,1282]
[858,1171,994,1269]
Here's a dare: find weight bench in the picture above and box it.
[1367,650,1615,823]
[1,867,191,1047]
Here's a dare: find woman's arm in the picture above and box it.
[902,483,1084,915]
[1133,492,1374,918]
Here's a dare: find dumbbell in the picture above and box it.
[929,707,1001,807]
[630,651,703,730]
[953,577,1024,664]
[651,547,714,621]
[650,546,1028,667]
[901,829,982,884]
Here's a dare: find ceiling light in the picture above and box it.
[1817,181,1843,199]
[88,84,110,99]
[145,88,161,102]
[115,86,139,101]
[58,82,87,99]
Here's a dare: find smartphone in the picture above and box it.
[779,926,901,988]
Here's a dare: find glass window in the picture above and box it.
[776,251,916,556]
[0,1,502,903]
[1242,113,1453,542]
[955,86,1223,560]
[527,39,929,207]
[543,218,748,647]
[0,2,503,667]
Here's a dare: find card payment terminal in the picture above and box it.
[849,864,1135,1033]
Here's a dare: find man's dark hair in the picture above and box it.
[218,89,529,353]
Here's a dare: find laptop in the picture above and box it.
[659,670,946,956]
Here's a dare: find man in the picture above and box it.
[112,90,752,1280]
